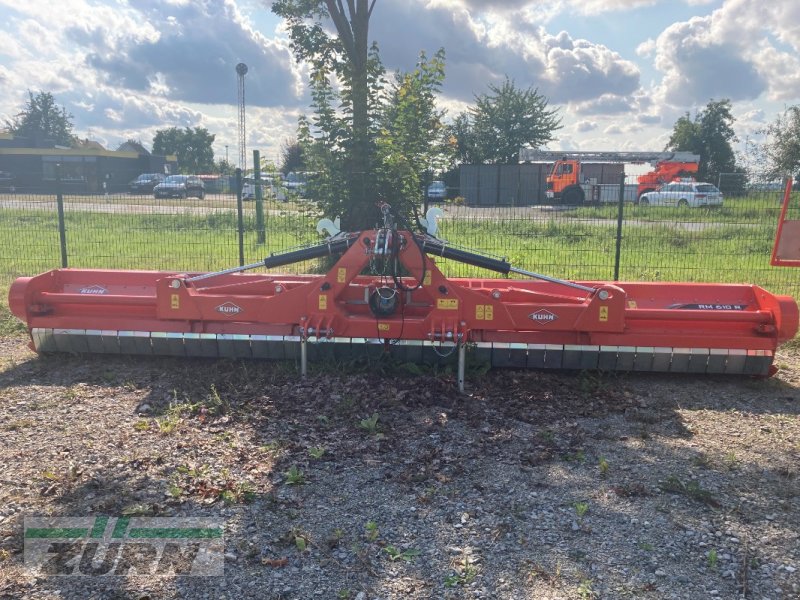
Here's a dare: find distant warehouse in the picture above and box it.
[0,133,177,193]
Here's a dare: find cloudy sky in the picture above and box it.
[1,0,798,166]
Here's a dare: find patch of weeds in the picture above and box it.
[171,464,255,505]
[538,429,555,444]
[577,577,596,599]
[659,475,720,507]
[260,440,283,456]
[707,548,718,568]
[4,419,35,431]
[0,549,10,562]
[574,501,589,520]
[598,457,609,477]
[445,551,479,587]
[326,528,345,549]
[284,465,306,485]
[692,452,712,468]
[724,452,739,470]
[219,481,256,504]
[308,446,326,459]
[336,590,352,600]
[358,412,384,438]
[564,450,586,463]
[167,483,184,499]
[383,546,420,562]
[638,542,654,551]
[156,411,181,435]
[364,520,381,541]
[133,419,150,432]
[214,431,235,445]
[525,561,562,587]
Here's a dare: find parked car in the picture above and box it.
[0,171,16,192]
[153,175,205,199]
[243,175,283,201]
[283,171,311,196]
[426,180,447,200]
[129,173,165,194]
[639,181,723,208]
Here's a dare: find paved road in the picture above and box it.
[0,196,750,231]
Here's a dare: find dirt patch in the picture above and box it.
[0,335,798,599]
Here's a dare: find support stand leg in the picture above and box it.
[300,337,308,377]
[457,343,466,394]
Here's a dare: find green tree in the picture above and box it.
[666,99,740,185]
[280,138,305,175]
[273,0,378,229]
[376,49,450,215]
[466,78,561,164]
[447,112,480,166]
[213,158,236,175]
[6,91,75,147]
[759,106,800,181]
[152,127,215,173]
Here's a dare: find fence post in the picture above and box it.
[253,149,266,244]
[235,168,244,267]
[613,172,625,281]
[55,163,68,268]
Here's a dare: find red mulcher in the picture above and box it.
[9,204,799,391]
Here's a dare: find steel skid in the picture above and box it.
[9,210,799,390]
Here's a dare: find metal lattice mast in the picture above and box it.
[236,63,248,173]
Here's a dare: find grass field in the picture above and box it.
[1,191,798,299]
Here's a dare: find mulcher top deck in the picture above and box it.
[9,205,798,387]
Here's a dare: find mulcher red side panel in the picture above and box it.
[8,230,799,376]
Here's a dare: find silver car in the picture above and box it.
[639,181,723,208]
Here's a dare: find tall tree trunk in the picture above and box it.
[325,0,376,230]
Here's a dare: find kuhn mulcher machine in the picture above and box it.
[9,203,799,390]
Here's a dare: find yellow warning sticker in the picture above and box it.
[627,300,637,309]
[599,306,609,322]
[437,298,458,310]
[337,268,347,283]
[377,323,390,332]
[319,294,328,310]
[423,271,432,286]
[475,305,494,320]
[171,294,180,310]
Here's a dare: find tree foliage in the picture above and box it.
[152,127,215,173]
[6,91,75,147]
[273,0,377,228]
[666,99,741,185]
[375,49,449,215]
[759,105,800,181]
[280,138,305,175]
[449,79,561,165]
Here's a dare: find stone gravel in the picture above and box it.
[0,336,798,599]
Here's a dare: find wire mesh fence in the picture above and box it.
[1,169,798,301]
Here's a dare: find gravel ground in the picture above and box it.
[0,335,798,600]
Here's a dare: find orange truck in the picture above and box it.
[518,150,700,205]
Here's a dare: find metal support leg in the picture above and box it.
[300,337,308,377]
[457,343,466,394]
